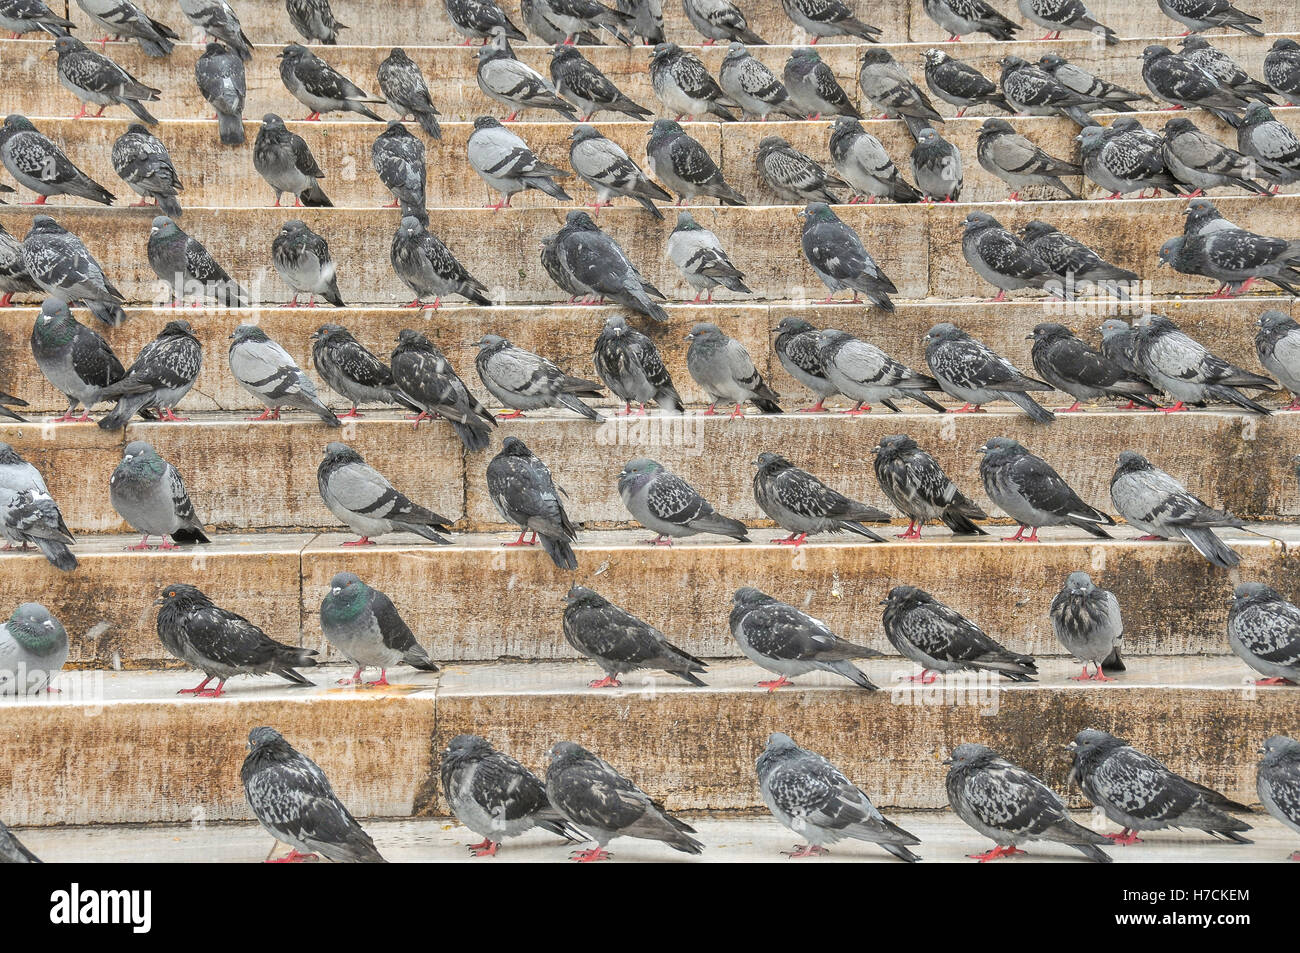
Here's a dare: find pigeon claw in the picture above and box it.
[950,403,984,413]
[1002,525,1040,542]
[645,535,673,546]
[1105,829,1143,846]
[797,401,827,412]
[903,670,937,684]
[495,409,526,419]
[569,847,611,862]
[773,533,808,546]
[267,849,318,863]
[1070,665,1114,681]
[781,844,829,858]
[503,530,538,547]
[1254,677,1296,685]
[756,675,792,692]
[1055,402,1082,413]
[467,838,499,857]
[588,675,622,688]
[968,845,1025,862]
[1157,401,1187,413]
[341,536,375,546]
[895,522,921,540]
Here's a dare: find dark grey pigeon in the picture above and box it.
[371,121,426,219]
[253,114,331,208]
[977,436,1114,540]
[1255,310,1300,410]
[1159,229,1300,297]
[0,0,72,36]
[1264,39,1300,105]
[0,818,39,862]
[946,743,1112,863]
[784,48,860,120]
[1257,736,1300,860]
[155,586,318,698]
[1140,44,1248,125]
[1134,313,1274,413]
[1021,221,1138,298]
[241,727,385,863]
[562,586,706,688]
[279,44,384,121]
[910,126,962,202]
[467,116,572,211]
[111,123,183,217]
[317,442,453,545]
[1037,53,1145,110]
[774,317,836,411]
[871,434,987,538]
[756,136,847,204]
[1068,730,1251,846]
[753,451,888,545]
[391,215,491,310]
[320,572,437,686]
[487,437,578,570]
[649,42,737,121]
[857,48,943,140]
[29,299,127,421]
[1157,0,1261,35]
[541,232,586,302]
[229,324,340,425]
[666,211,749,302]
[1097,318,1155,407]
[828,117,921,204]
[1029,322,1158,411]
[976,118,1079,200]
[272,220,342,308]
[684,0,764,43]
[618,458,748,545]
[551,46,652,121]
[881,585,1037,682]
[616,0,663,44]
[533,0,634,44]
[476,333,605,421]
[110,441,208,550]
[178,0,252,61]
[1110,450,1245,568]
[1049,572,1124,680]
[817,328,945,414]
[646,119,746,205]
[311,324,413,419]
[1178,36,1273,103]
[921,48,1011,116]
[1236,103,1300,192]
[98,319,202,430]
[390,328,495,451]
[998,55,1098,128]
[0,602,65,696]
[0,222,40,307]
[53,36,160,124]
[546,740,704,862]
[925,323,1053,422]
[444,0,527,43]
[568,125,669,218]
[757,733,920,861]
[799,202,896,309]
[921,0,1019,40]
[1228,583,1300,685]
[685,322,781,416]
[781,0,882,42]
[1077,125,1181,200]
[378,48,441,139]
[593,315,682,416]
[720,42,804,121]
[149,216,247,308]
[552,210,667,320]
[22,215,127,326]
[195,42,246,146]
[0,115,114,206]
[1017,0,1115,42]
[286,0,347,44]
[477,33,578,122]
[3,489,75,571]
[730,587,881,691]
[962,211,1054,302]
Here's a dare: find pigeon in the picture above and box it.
[476,334,604,421]
[618,458,748,545]
[730,587,881,691]
[1037,53,1145,110]
[685,322,781,417]
[799,202,897,309]
[487,437,578,570]
[817,329,946,414]
[444,0,527,43]
[195,42,246,146]
[1236,103,1300,193]
[720,42,804,121]
[1140,44,1248,125]
[1110,450,1246,568]
[377,48,441,138]
[567,124,669,217]
[1264,38,1300,106]
[371,120,426,217]
[1257,736,1300,859]
[780,0,882,42]
[1255,310,1300,410]
[1159,230,1300,298]
[757,733,921,861]
[533,0,634,44]
[0,818,39,862]
[272,220,343,308]
[0,115,114,206]
[155,586,318,697]
[148,216,248,308]
[910,126,962,202]
[921,0,1019,41]
[998,55,1099,128]
[320,572,437,686]
[753,451,888,545]
[1029,322,1159,412]
[683,0,764,43]
[391,216,491,311]
[1076,125,1180,200]
[0,392,25,423]
[857,48,943,139]
[924,324,1052,422]
[871,434,988,538]
[29,299,127,422]
[390,328,495,450]
[978,436,1114,540]
[0,442,55,544]
[921,48,1011,117]
[525,0,598,45]
[1157,0,1262,37]
[241,727,385,863]
[52,35,160,124]
[467,116,572,211]
[540,231,586,301]
[111,123,183,217]
[562,586,706,688]
[1020,221,1139,298]
[546,741,704,861]
[666,210,749,302]
[0,0,72,36]
[1049,572,1124,681]
[441,734,585,857]
[228,324,340,425]
[1228,583,1300,685]
[310,324,412,419]
[1134,313,1275,413]
[286,0,347,44]
[617,0,663,43]
[0,222,40,307]
[0,602,67,695]
[551,210,667,320]
[110,440,208,551]
[1097,319,1156,406]
[1068,730,1252,845]
[828,117,921,204]
[945,743,1112,863]
[3,489,75,571]
[783,48,860,120]
[279,44,385,121]
[1178,36,1274,104]
[774,317,836,411]
[648,43,736,122]
[317,442,453,545]
[961,211,1054,303]
[1017,0,1115,42]
[881,585,1038,683]
[645,119,746,205]
[976,118,1080,201]
[551,46,652,121]
[592,315,681,416]
[97,319,202,430]
[178,0,252,61]
[477,33,578,122]
[755,135,848,204]
[252,114,331,207]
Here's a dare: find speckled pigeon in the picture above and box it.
[646,119,746,205]
[784,48,860,120]
[720,42,804,121]
[487,437,578,570]
[925,323,1053,421]
[977,436,1114,540]
[618,458,748,545]
[98,319,202,430]
[0,115,114,206]
[881,585,1037,683]
[253,114,331,208]
[22,215,127,326]
[592,315,682,416]
[378,48,441,138]
[148,216,248,308]
[799,202,896,309]
[390,215,491,310]
[1049,572,1124,680]
[562,586,706,688]
[310,323,413,419]
[1228,583,1300,685]
[871,434,988,538]
[279,44,384,121]
[753,451,888,545]
[649,42,737,121]
[112,123,183,217]
[476,334,605,421]
[1029,322,1158,412]
[390,328,495,450]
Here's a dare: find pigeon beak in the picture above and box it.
[1024,333,1033,339]
[1157,258,1167,269]
[682,333,694,341]
[151,595,167,606]
[974,445,987,454]
[43,620,54,629]
[941,756,953,765]
[870,445,880,454]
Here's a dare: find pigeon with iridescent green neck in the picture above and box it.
[320,571,438,687]
[0,603,67,695]
[30,299,130,423]
[110,441,209,551]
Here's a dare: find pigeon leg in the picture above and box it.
[773,533,807,546]
[467,839,499,857]
[701,38,715,46]
[645,535,673,546]
[781,844,829,858]
[71,103,89,119]
[21,195,48,206]
[157,407,188,422]
[1105,829,1142,846]
[701,404,718,415]
[503,530,538,547]
[1002,525,1027,542]
[383,198,400,208]
[988,290,1007,303]
[588,675,622,688]
[1254,677,1295,685]
[125,535,155,551]
[616,401,634,416]
[1283,400,1300,411]
[0,293,12,307]
[337,668,364,685]
[338,406,363,419]
[1134,534,1165,541]
[1161,104,1184,111]
[1040,30,1061,39]
[364,670,390,687]
[968,844,1022,862]
[955,107,967,118]
[569,848,611,862]
[1157,401,1187,413]
[503,111,519,122]
[303,112,321,121]
[1007,191,1020,202]
[895,521,920,539]
[756,675,792,692]
[950,403,984,413]
[946,34,962,41]
[1102,192,1123,200]
[840,402,870,415]
[245,407,281,421]
[1021,527,1041,542]
[194,680,227,698]
[1055,401,1082,412]
[94,106,107,117]
[809,36,818,44]
[819,294,837,303]
[495,409,526,419]
[341,536,375,546]
[798,400,827,412]
[903,669,937,684]
[404,298,424,308]
[267,849,318,863]
[1289,851,1300,861]
[728,403,745,419]
[177,676,214,695]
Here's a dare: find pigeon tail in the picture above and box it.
[35,539,76,572]
[1071,842,1113,863]
[299,182,333,207]
[170,527,210,545]
[86,301,128,327]
[540,533,578,571]
[217,113,245,146]
[837,520,888,543]
[526,177,573,201]
[1101,646,1125,672]
[123,98,160,126]
[882,842,922,863]
[688,513,749,541]
[272,646,318,685]
[558,393,604,421]
[413,111,442,138]
[1005,390,1055,424]
[824,659,879,690]
[450,418,494,453]
[1206,384,1271,416]
[156,193,183,218]
[398,522,452,545]
[940,510,989,536]
[98,392,153,431]
[1181,526,1240,568]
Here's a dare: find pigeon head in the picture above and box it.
[563,209,598,231]
[1114,450,1151,475]
[1260,736,1300,762]
[1242,102,1275,125]
[261,113,286,130]
[871,434,918,458]
[389,47,411,62]
[799,201,835,224]
[979,117,1014,137]
[499,436,533,458]
[602,314,629,335]
[619,458,664,483]
[1184,196,1219,219]
[962,211,999,232]
[650,42,680,60]
[52,36,84,54]
[247,726,286,749]
[1177,36,1209,52]
[328,571,364,595]
[1156,237,1182,267]
[229,324,269,345]
[673,211,702,232]
[26,215,62,236]
[1075,125,1107,150]
[322,441,362,466]
[1019,220,1057,243]
[5,603,64,655]
[648,118,683,139]
[997,54,1028,72]
[2,114,35,133]
[923,323,965,346]
[831,116,863,136]
[757,135,791,155]
[152,582,209,609]
[472,115,503,131]
[1062,571,1097,596]
[1162,116,1199,138]
[683,321,722,343]
[1097,318,1131,337]
[546,740,588,764]
[564,585,604,610]
[732,587,773,608]
[161,319,196,338]
[859,48,895,67]
[773,316,814,335]
[150,215,179,239]
[397,215,425,238]
[279,44,310,60]
[1030,322,1072,343]
[976,436,1026,457]
[445,734,493,760]
[1037,53,1067,71]
[201,41,231,57]
[921,48,947,68]
[913,127,941,147]
[476,333,508,351]
[1233,581,1282,604]
[550,44,579,64]
[280,220,308,239]
[789,47,820,63]
[1257,310,1293,331]
[724,41,746,59]
[568,124,601,145]
[396,327,432,349]
[881,585,928,610]
[1067,729,1123,758]
[754,451,789,471]
[764,732,797,753]
[1272,38,1300,53]
[35,299,75,337]
[943,742,997,767]
[121,440,160,464]
[0,443,24,466]
[1143,45,1173,60]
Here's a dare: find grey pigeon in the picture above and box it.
[1228,583,1300,685]
[3,489,75,570]
[112,123,183,217]
[1049,572,1124,680]
[110,441,208,549]
[241,727,385,863]
[272,219,343,307]
[0,602,67,695]
[178,0,252,61]
[1236,103,1300,192]
[925,323,1053,421]
[371,120,426,218]
[1159,228,1300,297]
[540,231,586,302]
[546,740,704,861]
[1264,39,1300,105]
[279,44,384,121]
[0,115,114,206]
[998,55,1099,128]
[945,743,1112,863]
[1077,124,1181,200]
[730,587,881,691]
[781,0,882,42]
[148,215,248,308]
[617,0,663,43]
[881,585,1037,682]
[1029,322,1158,411]
[391,215,491,310]
[871,434,988,537]
[29,299,127,421]
[1068,730,1251,845]
[0,0,72,36]
[921,0,1019,40]
[377,48,441,138]
[828,117,920,204]
[649,42,736,121]
[1255,310,1300,410]
[0,443,57,550]
[253,114,331,207]
[753,451,888,545]
[551,46,652,121]
[52,35,160,124]
[921,48,1011,116]
[757,733,921,861]
[1020,221,1138,298]
[317,441,453,545]
[646,119,746,205]
[720,42,804,121]
[467,115,572,210]
[1017,0,1115,42]
[755,135,847,204]
[476,333,605,421]
[978,436,1114,540]
[976,117,1079,200]
[551,210,667,320]
[76,0,177,56]
[1157,0,1261,36]
[286,0,347,44]
[685,322,781,416]
[1178,36,1273,104]
[229,324,340,425]
[320,572,437,686]
[562,586,706,688]
[195,42,246,146]
[22,215,127,326]
[533,0,634,43]
[684,0,764,43]
[618,458,748,545]
[1140,44,1248,125]
[443,0,527,43]
[773,317,836,411]
[817,328,945,414]
[857,48,943,139]
[592,315,682,416]
[0,222,40,307]
[390,328,495,450]
[910,126,962,202]
[1134,313,1274,413]
[97,319,202,430]
[667,210,749,302]
[1257,736,1300,860]
[477,33,578,122]
[568,124,669,217]
[961,210,1054,302]
[799,202,896,309]
[310,323,412,419]
[1037,53,1145,110]
[784,48,860,120]
[487,437,578,570]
